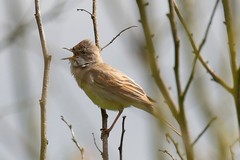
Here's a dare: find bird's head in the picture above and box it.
[62,40,103,68]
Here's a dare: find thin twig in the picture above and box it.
[92,133,103,155]
[100,109,109,160]
[191,116,217,147]
[34,0,52,159]
[167,0,182,103]
[183,0,220,98]
[118,116,126,160]
[101,26,137,50]
[199,0,219,52]
[61,116,84,159]
[92,0,100,48]
[77,8,92,16]
[166,133,185,160]
[159,149,176,160]
[230,138,239,160]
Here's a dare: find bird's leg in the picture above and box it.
[101,109,123,137]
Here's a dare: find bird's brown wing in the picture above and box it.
[90,63,153,106]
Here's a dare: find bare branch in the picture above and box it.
[173,0,232,93]
[136,0,178,119]
[83,0,108,159]
[167,1,193,159]
[166,133,185,160]
[222,0,240,132]
[34,0,52,159]
[92,133,103,155]
[167,0,182,103]
[118,116,126,160]
[192,116,217,147]
[101,26,137,50]
[61,116,85,159]
[183,0,220,98]
[199,0,219,52]
[230,138,239,160]
[159,149,176,160]
[92,0,100,48]
[222,0,238,79]
[100,108,109,160]
[77,8,92,16]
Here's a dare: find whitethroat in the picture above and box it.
[62,40,179,135]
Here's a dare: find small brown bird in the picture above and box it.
[62,40,178,134]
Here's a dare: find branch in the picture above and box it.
[183,0,220,98]
[92,133,103,155]
[191,116,217,147]
[101,26,137,50]
[167,0,182,104]
[92,0,100,48]
[136,0,178,119]
[34,0,52,159]
[230,138,239,160]
[82,0,109,159]
[77,8,92,16]
[222,0,238,81]
[222,0,240,132]
[159,149,176,160]
[167,2,194,159]
[61,116,85,159]
[118,116,126,160]
[166,133,185,160]
[173,1,232,93]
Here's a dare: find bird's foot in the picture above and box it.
[100,128,111,139]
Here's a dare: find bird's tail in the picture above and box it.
[152,105,181,136]
[137,102,181,136]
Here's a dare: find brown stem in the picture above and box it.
[118,116,126,160]
[168,1,194,159]
[89,0,109,159]
[34,0,52,159]
[221,0,240,134]
[101,109,109,160]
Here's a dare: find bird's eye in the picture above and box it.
[81,52,87,55]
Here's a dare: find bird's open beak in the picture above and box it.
[62,47,74,60]
[61,56,74,60]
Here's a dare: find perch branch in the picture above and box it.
[118,116,126,160]
[82,0,109,159]
[92,0,100,48]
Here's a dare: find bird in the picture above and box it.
[62,39,179,135]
